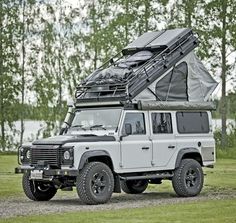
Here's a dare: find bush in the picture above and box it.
[214,126,236,159]
[0,151,17,155]
[216,147,236,159]
[214,126,236,149]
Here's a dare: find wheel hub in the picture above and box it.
[185,168,197,187]
[91,172,106,194]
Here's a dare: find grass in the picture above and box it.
[0,155,236,222]
[217,147,236,159]
[0,155,236,198]
[0,155,23,198]
[0,199,236,223]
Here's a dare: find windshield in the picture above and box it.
[70,108,122,131]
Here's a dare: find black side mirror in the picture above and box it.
[125,123,132,135]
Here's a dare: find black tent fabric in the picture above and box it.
[85,51,153,85]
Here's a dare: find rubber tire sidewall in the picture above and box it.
[172,159,204,197]
[22,172,57,201]
[77,162,114,205]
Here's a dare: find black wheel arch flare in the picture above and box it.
[175,148,203,169]
[78,150,114,171]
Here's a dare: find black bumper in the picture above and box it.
[15,167,78,177]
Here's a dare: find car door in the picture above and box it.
[120,111,152,169]
[150,112,177,167]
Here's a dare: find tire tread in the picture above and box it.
[77,162,114,205]
[22,172,57,201]
[172,159,203,197]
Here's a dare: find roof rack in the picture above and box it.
[75,28,198,104]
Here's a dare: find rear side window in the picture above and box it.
[152,113,172,134]
[176,112,209,134]
[122,113,146,135]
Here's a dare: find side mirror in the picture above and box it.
[125,123,132,135]
[120,123,132,141]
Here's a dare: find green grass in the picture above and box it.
[1,199,236,223]
[0,155,23,198]
[0,155,236,198]
[1,155,236,222]
[148,158,236,194]
[217,147,236,159]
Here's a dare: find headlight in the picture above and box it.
[26,150,30,159]
[63,151,70,160]
[19,147,31,164]
[61,147,74,166]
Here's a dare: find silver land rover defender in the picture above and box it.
[15,28,217,205]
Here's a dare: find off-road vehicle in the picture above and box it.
[16,28,217,205]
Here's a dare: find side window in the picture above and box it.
[122,113,146,135]
[176,112,209,133]
[152,113,172,134]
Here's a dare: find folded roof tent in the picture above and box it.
[75,28,218,105]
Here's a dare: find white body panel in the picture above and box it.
[120,111,152,169]
[61,109,215,174]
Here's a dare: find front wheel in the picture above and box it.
[172,159,204,197]
[76,162,114,205]
[121,179,148,194]
[22,172,57,201]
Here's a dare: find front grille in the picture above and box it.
[30,145,61,167]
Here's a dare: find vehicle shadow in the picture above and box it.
[49,192,178,206]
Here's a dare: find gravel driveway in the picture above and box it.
[1,190,236,218]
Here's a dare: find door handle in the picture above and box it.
[168,145,175,149]
[142,147,150,150]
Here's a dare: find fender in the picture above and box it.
[78,150,112,170]
[175,147,202,169]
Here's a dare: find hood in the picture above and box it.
[32,134,115,146]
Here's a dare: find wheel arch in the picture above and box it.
[78,150,114,171]
[175,148,203,169]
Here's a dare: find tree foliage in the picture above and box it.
[0,0,235,150]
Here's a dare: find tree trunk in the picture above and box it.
[20,0,26,146]
[92,2,97,70]
[220,0,227,148]
[184,0,192,27]
[144,0,150,32]
[0,1,5,151]
[124,0,129,45]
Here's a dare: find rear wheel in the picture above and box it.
[22,172,57,201]
[121,179,148,194]
[76,162,114,205]
[172,159,204,197]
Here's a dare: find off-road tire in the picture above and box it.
[121,179,148,194]
[76,162,114,205]
[172,159,204,197]
[22,172,57,201]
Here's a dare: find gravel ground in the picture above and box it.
[1,190,236,219]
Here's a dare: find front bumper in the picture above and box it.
[15,167,78,177]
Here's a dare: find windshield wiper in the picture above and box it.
[90,124,106,130]
[71,124,86,130]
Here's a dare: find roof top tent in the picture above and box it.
[75,28,217,107]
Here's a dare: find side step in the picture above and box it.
[120,173,173,181]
